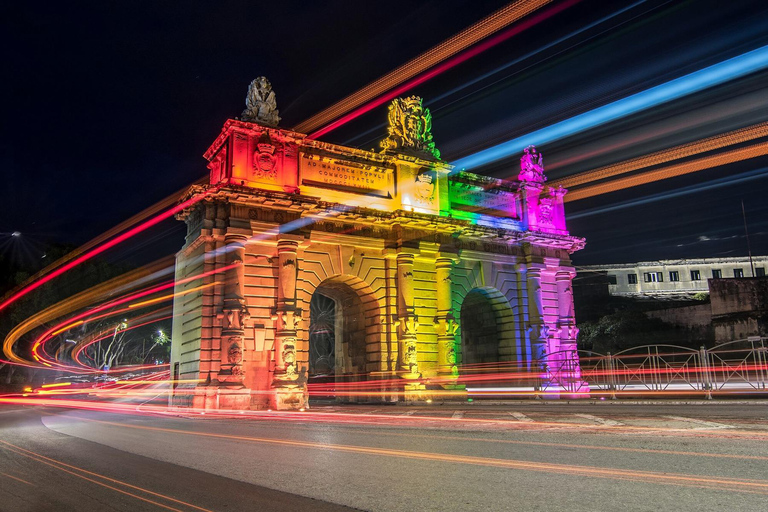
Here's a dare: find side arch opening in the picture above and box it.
[458,287,517,383]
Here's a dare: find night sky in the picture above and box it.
[3,0,768,269]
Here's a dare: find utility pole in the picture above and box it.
[742,199,755,277]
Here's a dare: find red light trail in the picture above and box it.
[307,0,580,140]
[0,190,215,314]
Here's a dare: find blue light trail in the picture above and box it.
[452,45,768,171]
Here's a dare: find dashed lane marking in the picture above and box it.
[452,411,465,419]
[509,412,533,422]
[574,414,624,426]
[663,416,735,429]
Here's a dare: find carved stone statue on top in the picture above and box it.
[241,77,281,127]
[380,96,441,160]
[518,145,546,183]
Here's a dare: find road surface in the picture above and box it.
[1,402,767,511]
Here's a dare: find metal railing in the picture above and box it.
[540,337,767,398]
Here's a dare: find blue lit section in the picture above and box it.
[452,45,768,171]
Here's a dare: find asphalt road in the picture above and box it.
[1,402,767,511]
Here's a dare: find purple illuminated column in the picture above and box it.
[556,268,585,391]
[525,264,548,369]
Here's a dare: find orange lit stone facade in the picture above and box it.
[170,115,586,410]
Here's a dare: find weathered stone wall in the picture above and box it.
[645,304,712,328]
[710,277,768,342]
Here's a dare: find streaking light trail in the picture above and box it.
[306,0,580,140]
[564,140,768,201]
[295,0,555,134]
[550,121,768,190]
[342,0,649,147]
[0,190,214,314]
[452,44,768,171]
[568,167,768,219]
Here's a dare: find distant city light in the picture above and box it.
[11,231,21,237]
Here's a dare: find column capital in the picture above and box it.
[396,252,416,264]
[277,238,300,251]
[555,267,576,280]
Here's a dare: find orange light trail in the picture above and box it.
[563,140,768,202]
[43,414,768,495]
[0,179,204,314]
[126,282,219,309]
[50,321,85,337]
[551,121,768,190]
[0,185,219,314]
[295,0,554,134]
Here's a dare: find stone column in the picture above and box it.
[525,264,549,373]
[555,269,577,352]
[396,252,420,380]
[555,268,586,394]
[434,257,459,380]
[272,238,304,409]
[218,233,249,387]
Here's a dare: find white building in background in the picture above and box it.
[580,256,768,298]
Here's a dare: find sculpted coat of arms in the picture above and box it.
[414,171,436,205]
[253,133,278,180]
[380,96,441,160]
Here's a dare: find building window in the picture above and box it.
[644,272,663,283]
[734,268,744,278]
[669,271,679,282]
[627,273,637,284]
[712,269,722,279]
[607,274,617,285]
[757,267,766,277]
[690,270,701,281]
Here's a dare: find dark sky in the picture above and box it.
[3,0,768,268]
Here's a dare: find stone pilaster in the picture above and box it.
[525,264,548,367]
[396,252,420,380]
[555,268,577,352]
[555,268,587,394]
[434,257,459,380]
[217,233,249,386]
[272,238,304,409]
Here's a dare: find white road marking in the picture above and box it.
[509,412,533,422]
[399,410,417,416]
[663,415,735,429]
[451,411,464,419]
[574,413,623,426]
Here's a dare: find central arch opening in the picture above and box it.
[308,276,375,402]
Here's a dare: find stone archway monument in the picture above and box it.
[170,78,587,410]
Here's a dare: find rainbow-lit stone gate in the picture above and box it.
[170,78,586,410]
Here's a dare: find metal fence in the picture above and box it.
[541,337,768,398]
